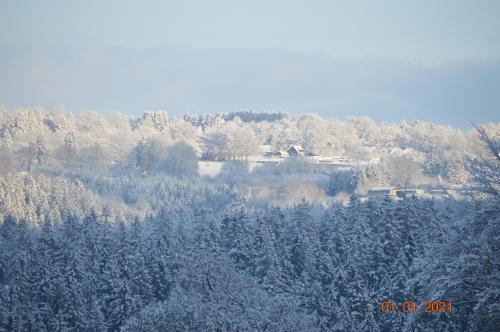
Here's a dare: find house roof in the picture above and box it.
[369,186,394,191]
[288,145,304,153]
[258,144,273,154]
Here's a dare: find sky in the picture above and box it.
[1,0,499,126]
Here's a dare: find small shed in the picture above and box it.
[396,188,425,198]
[287,145,305,157]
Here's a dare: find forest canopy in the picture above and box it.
[0,108,499,331]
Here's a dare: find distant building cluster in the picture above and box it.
[366,186,478,200]
[261,145,352,165]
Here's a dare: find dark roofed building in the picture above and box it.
[287,145,305,157]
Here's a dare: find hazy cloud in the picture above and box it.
[0,46,498,127]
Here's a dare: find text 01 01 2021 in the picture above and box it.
[380,301,453,314]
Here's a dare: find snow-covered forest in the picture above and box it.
[0,108,499,331]
[1,108,497,202]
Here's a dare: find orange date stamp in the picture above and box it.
[380,301,453,314]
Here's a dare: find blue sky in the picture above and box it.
[1,0,499,126]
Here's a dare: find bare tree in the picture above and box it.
[201,132,231,161]
[155,141,199,178]
[466,124,500,197]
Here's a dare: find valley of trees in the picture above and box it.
[0,108,499,331]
